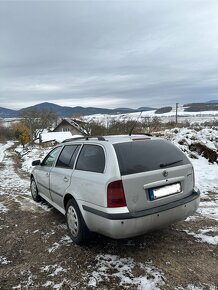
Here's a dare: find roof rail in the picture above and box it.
[62,136,88,143]
[62,135,106,143]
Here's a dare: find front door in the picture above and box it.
[36,146,61,200]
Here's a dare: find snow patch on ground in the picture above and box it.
[15,145,51,173]
[184,226,218,245]
[48,235,72,253]
[164,128,218,221]
[40,264,67,277]
[191,157,218,196]
[12,270,34,289]
[0,255,11,265]
[167,128,217,181]
[16,195,52,212]
[176,283,217,290]
[0,152,30,196]
[42,279,78,290]
[0,202,9,213]
[0,141,14,162]
[197,205,218,220]
[170,127,217,151]
[86,254,165,289]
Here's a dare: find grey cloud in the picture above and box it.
[0,0,218,109]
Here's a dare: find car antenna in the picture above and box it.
[129,111,143,136]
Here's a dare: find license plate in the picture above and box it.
[149,183,181,200]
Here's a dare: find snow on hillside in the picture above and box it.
[83,109,218,125]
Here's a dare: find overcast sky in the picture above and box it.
[1,0,218,110]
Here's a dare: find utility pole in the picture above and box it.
[176,103,179,125]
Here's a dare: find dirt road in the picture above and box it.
[0,147,217,290]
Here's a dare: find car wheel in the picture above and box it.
[30,178,41,202]
[66,199,90,245]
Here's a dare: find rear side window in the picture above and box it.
[56,145,80,169]
[76,145,105,173]
[114,140,190,175]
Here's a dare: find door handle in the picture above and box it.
[46,172,49,177]
[63,177,69,182]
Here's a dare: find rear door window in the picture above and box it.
[114,140,190,175]
[56,145,80,169]
[76,144,105,173]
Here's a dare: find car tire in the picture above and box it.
[66,199,90,245]
[30,178,41,202]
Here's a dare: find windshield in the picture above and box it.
[114,140,190,175]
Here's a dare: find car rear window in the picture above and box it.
[114,140,190,175]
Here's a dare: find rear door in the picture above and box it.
[72,144,107,206]
[114,139,194,213]
[49,144,81,208]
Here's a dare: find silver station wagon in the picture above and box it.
[31,135,200,244]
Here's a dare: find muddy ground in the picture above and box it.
[0,149,217,290]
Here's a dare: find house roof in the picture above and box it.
[53,118,87,135]
[40,132,73,143]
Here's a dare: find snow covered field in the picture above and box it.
[83,109,218,125]
[0,126,217,290]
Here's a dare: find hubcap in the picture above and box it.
[31,181,37,198]
[67,206,79,237]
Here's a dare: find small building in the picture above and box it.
[52,118,87,136]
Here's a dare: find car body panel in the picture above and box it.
[35,165,52,200]
[81,188,200,239]
[121,164,194,212]
[49,167,73,209]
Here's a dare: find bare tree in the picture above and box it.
[20,109,58,143]
[81,120,107,136]
[142,116,162,133]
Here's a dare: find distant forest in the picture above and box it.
[184,102,218,112]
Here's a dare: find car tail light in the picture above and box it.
[107,180,127,208]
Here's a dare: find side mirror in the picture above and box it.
[32,160,41,166]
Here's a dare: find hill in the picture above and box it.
[207,100,218,103]
[0,102,155,118]
[1,101,217,118]
[155,106,172,114]
[184,102,218,112]
[0,107,18,118]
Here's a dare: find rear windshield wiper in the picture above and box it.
[160,159,183,168]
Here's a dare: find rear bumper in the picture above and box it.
[83,188,200,239]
